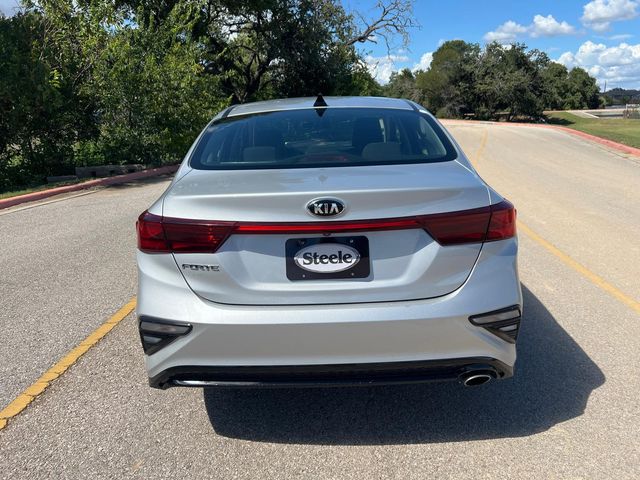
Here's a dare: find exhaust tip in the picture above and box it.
[459,367,497,387]
[462,373,493,387]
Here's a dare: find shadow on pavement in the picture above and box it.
[203,285,604,445]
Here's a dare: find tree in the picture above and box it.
[414,40,479,117]
[160,0,416,103]
[1,0,413,191]
[384,68,421,102]
[381,40,601,120]
[87,4,228,166]
[565,67,600,109]
[0,7,99,188]
[541,62,570,110]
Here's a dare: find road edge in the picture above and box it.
[440,119,640,159]
[0,165,179,211]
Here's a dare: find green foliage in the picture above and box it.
[564,67,600,110]
[386,69,421,103]
[0,0,383,191]
[384,40,602,120]
[415,40,479,117]
[90,6,228,166]
[0,10,95,189]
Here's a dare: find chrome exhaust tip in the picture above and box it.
[461,373,493,387]
[459,367,497,387]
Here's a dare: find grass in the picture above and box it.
[0,179,85,200]
[545,111,640,149]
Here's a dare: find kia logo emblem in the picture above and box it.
[306,198,346,217]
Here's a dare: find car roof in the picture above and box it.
[225,96,418,118]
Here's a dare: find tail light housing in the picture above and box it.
[136,200,516,254]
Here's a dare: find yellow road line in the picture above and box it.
[1,207,637,432]
[468,125,639,315]
[0,297,137,431]
[518,221,640,315]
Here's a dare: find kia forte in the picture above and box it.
[136,96,522,389]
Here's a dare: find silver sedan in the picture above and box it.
[136,96,522,389]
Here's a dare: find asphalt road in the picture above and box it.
[1,124,639,479]
[0,179,170,407]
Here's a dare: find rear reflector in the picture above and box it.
[469,306,522,344]
[137,200,516,253]
[139,316,192,355]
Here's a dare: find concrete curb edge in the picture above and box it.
[0,165,179,210]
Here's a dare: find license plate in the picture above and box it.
[285,236,370,281]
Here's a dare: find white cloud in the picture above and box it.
[364,54,410,84]
[557,40,640,88]
[484,20,528,43]
[413,52,433,71]
[608,33,635,40]
[530,14,577,37]
[581,0,639,32]
[484,15,577,43]
[365,51,433,82]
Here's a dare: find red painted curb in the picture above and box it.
[441,119,640,158]
[551,126,640,157]
[0,165,179,210]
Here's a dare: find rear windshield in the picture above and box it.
[189,107,457,170]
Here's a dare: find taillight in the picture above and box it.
[136,200,516,254]
[137,212,234,254]
[486,200,517,241]
[137,212,169,253]
[421,199,516,245]
[418,207,492,246]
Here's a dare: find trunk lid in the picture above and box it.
[164,162,490,305]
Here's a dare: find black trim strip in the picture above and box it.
[219,105,235,119]
[469,305,521,325]
[149,357,513,389]
[404,99,420,111]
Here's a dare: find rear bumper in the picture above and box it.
[149,358,512,389]
[137,238,521,388]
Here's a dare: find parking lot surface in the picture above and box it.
[1,124,638,479]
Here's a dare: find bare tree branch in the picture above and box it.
[345,0,419,53]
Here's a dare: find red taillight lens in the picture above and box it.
[136,200,516,254]
[137,211,234,254]
[418,200,516,245]
[486,200,516,241]
[162,220,234,253]
[234,218,421,234]
[137,212,169,253]
[418,207,492,246]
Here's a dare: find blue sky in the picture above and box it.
[345,0,640,89]
[2,0,639,89]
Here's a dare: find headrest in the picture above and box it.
[361,142,401,161]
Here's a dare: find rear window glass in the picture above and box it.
[190,107,457,170]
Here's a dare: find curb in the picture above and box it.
[551,126,640,157]
[441,119,640,158]
[0,165,179,210]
